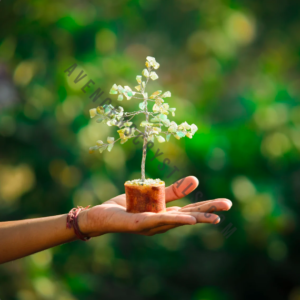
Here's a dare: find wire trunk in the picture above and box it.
[141,75,150,181]
[141,131,147,181]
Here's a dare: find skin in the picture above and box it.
[0,176,232,264]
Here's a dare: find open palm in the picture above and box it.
[80,176,232,237]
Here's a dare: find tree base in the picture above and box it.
[124,179,165,213]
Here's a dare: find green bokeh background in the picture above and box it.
[1,0,300,299]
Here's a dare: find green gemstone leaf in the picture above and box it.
[89,108,97,118]
[109,89,118,95]
[124,122,133,127]
[150,90,162,99]
[150,117,160,123]
[118,94,123,101]
[142,69,150,77]
[156,135,165,143]
[159,114,167,121]
[161,91,171,98]
[107,143,114,152]
[153,62,160,69]
[106,119,117,126]
[146,56,156,64]
[150,71,159,80]
[140,121,154,127]
[96,117,104,123]
[168,123,177,132]
[176,131,185,138]
[99,144,108,153]
[162,119,170,127]
[104,106,112,114]
[97,106,104,114]
[136,75,142,84]
[107,137,114,144]
[139,102,146,110]
[148,135,154,142]
[109,84,118,94]
[191,124,198,134]
[155,98,164,105]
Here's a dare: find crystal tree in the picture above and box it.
[89,56,198,181]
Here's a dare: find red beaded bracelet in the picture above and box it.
[66,206,91,241]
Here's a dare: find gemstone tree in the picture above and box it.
[88,56,198,212]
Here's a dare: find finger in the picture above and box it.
[139,211,221,235]
[165,176,199,203]
[161,210,221,223]
[163,211,220,224]
[138,212,197,230]
[181,198,232,210]
[145,209,222,235]
[180,199,232,213]
[146,224,180,236]
[166,206,181,212]
[185,212,220,224]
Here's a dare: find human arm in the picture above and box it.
[0,176,232,264]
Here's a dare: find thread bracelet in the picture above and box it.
[66,206,91,241]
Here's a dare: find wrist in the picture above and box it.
[77,209,90,236]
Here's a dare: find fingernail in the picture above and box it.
[223,199,232,208]
[213,216,220,224]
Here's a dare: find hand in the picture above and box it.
[78,176,232,237]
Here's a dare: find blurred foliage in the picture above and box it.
[1,0,300,299]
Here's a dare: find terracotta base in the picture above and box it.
[125,182,165,213]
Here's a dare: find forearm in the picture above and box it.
[0,214,81,264]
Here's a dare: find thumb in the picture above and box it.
[165,176,199,203]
